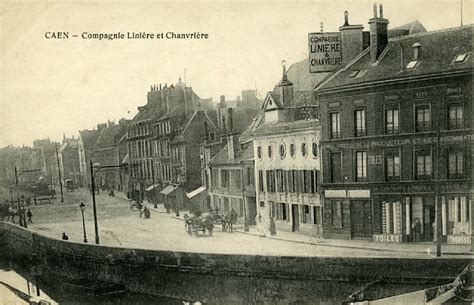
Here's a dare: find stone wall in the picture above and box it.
[0,221,469,302]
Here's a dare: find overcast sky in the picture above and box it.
[0,0,472,147]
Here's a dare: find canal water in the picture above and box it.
[0,258,445,305]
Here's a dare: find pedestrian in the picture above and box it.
[222,216,228,232]
[62,232,69,240]
[255,213,266,237]
[412,218,422,242]
[143,206,151,219]
[26,209,33,223]
[229,208,237,233]
[269,216,276,236]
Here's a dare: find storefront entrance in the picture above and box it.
[411,196,435,242]
[350,200,372,238]
[291,204,299,232]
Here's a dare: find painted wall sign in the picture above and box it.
[373,234,402,243]
[308,32,342,72]
[447,235,470,244]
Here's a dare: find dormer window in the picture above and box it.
[454,53,468,63]
[406,61,418,69]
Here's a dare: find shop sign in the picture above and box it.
[373,234,402,243]
[447,235,470,245]
[308,32,342,72]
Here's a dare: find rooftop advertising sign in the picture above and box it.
[308,32,342,73]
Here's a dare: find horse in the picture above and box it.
[0,206,20,223]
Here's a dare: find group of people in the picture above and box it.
[209,207,238,233]
[255,213,277,237]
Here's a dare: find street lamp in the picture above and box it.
[90,160,131,244]
[79,201,87,243]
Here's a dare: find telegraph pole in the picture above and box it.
[435,107,442,257]
[90,160,99,244]
[55,144,64,203]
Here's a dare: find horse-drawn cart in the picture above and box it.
[184,213,214,236]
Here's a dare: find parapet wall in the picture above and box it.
[0,221,469,301]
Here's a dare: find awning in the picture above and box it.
[160,185,177,195]
[186,186,206,199]
[121,154,129,164]
[145,183,160,192]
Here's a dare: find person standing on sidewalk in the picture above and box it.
[26,209,33,223]
[269,216,276,236]
[229,208,237,233]
[255,213,266,237]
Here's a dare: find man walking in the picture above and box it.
[229,208,237,233]
[26,209,33,223]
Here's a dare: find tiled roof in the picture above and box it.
[286,59,330,93]
[388,20,427,38]
[317,25,473,92]
[92,123,128,150]
[210,143,254,165]
[247,119,319,137]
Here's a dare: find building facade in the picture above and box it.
[316,6,472,244]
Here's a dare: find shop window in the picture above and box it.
[448,150,464,179]
[448,196,470,235]
[385,154,400,181]
[415,150,432,180]
[354,109,366,137]
[302,205,310,223]
[415,105,431,132]
[355,151,367,182]
[330,112,341,139]
[448,104,463,130]
[382,201,402,234]
[331,200,343,228]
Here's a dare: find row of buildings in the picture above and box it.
[1,5,471,246]
[202,6,472,246]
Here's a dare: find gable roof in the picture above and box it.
[316,25,473,93]
[92,122,128,151]
[388,20,427,38]
[210,143,254,165]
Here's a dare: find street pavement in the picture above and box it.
[20,188,473,259]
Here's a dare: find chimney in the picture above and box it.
[220,95,225,105]
[227,135,239,161]
[369,3,389,62]
[227,108,234,133]
[277,60,293,107]
[203,121,209,140]
[339,11,365,66]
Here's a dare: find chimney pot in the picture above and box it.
[373,3,378,18]
[379,4,384,18]
[344,11,349,26]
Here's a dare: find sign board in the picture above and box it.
[447,235,470,244]
[373,234,402,243]
[308,32,342,72]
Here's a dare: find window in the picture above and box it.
[330,112,341,139]
[330,152,342,183]
[267,145,273,159]
[221,170,229,188]
[331,200,343,228]
[448,151,464,178]
[209,133,215,141]
[415,105,430,132]
[302,205,310,223]
[385,154,400,181]
[382,201,402,234]
[313,206,321,225]
[312,142,318,158]
[288,170,298,193]
[301,143,307,157]
[279,144,286,159]
[290,144,296,158]
[355,151,367,181]
[385,108,399,134]
[266,170,276,193]
[448,104,463,130]
[276,170,287,193]
[274,202,288,221]
[415,150,432,180]
[354,109,366,137]
[302,170,317,194]
[258,170,264,192]
[257,146,262,159]
[247,167,254,185]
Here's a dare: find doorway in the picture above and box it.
[291,204,299,232]
[350,200,372,238]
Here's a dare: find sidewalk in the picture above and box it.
[149,204,472,256]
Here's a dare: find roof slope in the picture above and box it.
[317,25,473,92]
[210,143,254,165]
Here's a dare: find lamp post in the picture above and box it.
[90,160,131,244]
[240,161,249,232]
[79,201,87,243]
[55,144,64,203]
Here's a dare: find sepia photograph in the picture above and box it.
[0,0,472,304]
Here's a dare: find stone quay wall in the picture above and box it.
[0,221,470,300]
